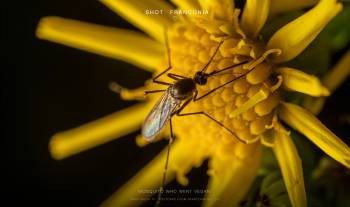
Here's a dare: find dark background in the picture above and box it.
[5,0,349,207]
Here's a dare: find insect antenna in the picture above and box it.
[200,40,224,73]
[194,61,259,101]
[209,70,246,77]
[150,26,174,86]
[208,60,248,77]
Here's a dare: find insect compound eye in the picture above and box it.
[194,71,207,85]
[199,75,207,85]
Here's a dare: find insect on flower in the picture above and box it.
[37,0,350,206]
[134,29,258,206]
[142,38,247,142]
[110,29,258,206]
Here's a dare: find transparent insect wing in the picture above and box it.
[142,89,181,141]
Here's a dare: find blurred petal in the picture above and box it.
[278,102,350,168]
[36,17,164,71]
[171,0,200,10]
[303,49,350,114]
[302,97,326,115]
[50,103,150,160]
[270,194,291,206]
[270,0,318,15]
[198,0,235,21]
[267,0,343,63]
[321,49,350,92]
[241,0,270,38]
[276,67,330,97]
[101,141,182,207]
[100,0,174,42]
[273,124,307,207]
[203,143,262,207]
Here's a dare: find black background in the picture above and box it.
[6,0,349,207]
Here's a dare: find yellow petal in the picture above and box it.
[278,102,350,168]
[100,0,174,42]
[272,124,307,207]
[101,141,181,207]
[50,103,150,160]
[203,143,262,207]
[303,49,350,114]
[270,0,318,15]
[36,17,164,71]
[116,85,147,101]
[171,0,200,10]
[276,67,330,97]
[241,0,270,38]
[267,0,343,63]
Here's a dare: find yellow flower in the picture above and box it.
[36,0,350,207]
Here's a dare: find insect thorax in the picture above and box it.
[170,78,196,100]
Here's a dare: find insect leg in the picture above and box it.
[176,110,257,144]
[173,98,193,115]
[155,118,174,207]
[164,26,171,72]
[152,27,173,86]
[208,61,248,76]
[167,73,187,80]
[152,67,173,86]
[194,76,242,101]
[200,40,224,73]
[144,89,167,95]
[194,66,258,102]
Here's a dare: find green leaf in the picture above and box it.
[322,5,350,52]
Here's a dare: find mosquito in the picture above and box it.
[138,30,258,207]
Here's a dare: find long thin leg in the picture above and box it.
[194,65,257,101]
[173,97,193,115]
[164,26,171,70]
[153,67,173,86]
[155,118,174,207]
[200,40,224,73]
[208,61,248,76]
[176,110,256,144]
[152,27,173,86]
[144,89,166,95]
[167,73,187,80]
[194,76,242,101]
